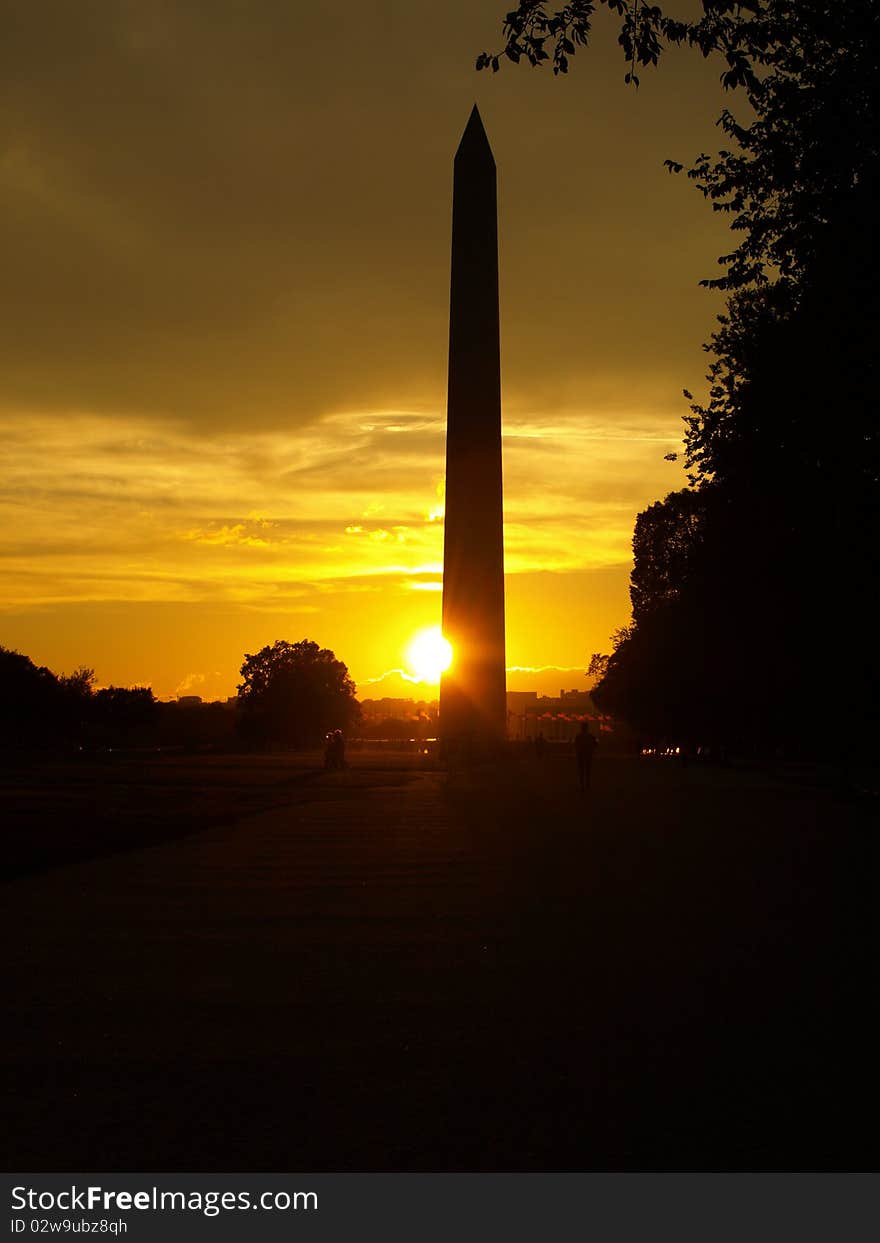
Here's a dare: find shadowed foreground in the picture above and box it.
[2,752,874,1171]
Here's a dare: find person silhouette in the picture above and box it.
[574,721,598,792]
[324,729,346,770]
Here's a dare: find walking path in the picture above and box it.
[3,754,872,1170]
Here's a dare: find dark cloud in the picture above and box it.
[1,1,728,427]
[1,1,731,696]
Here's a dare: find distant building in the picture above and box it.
[506,692,539,709]
[507,688,608,741]
[359,697,438,721]
[177,695,203,706]
[506,691,539,740]
[356,697,439,742]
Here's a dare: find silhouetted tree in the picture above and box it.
[630,491,705,623]
[482,6,878,281]
[483,1,880,755]
[0,646,63,748]
[90,686,159,747]
[58,666,96,745]
[236,640,360,749]
[586,652,610,685]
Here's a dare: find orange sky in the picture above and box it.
[0,1,731,700]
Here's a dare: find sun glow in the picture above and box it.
[405,626,453,685]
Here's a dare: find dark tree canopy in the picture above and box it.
[236,639,360,749]
[90,685,158,746]
[0,648,159,749]
[630,490,704,624]
[482,3,880,292]
[0,646,63,747]
[483,2,880,755]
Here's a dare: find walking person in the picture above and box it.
[574,721,598,793]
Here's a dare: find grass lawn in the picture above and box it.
[0,749,431,881]
[2,749,875,1169]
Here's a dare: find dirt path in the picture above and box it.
[3,755,873,1170]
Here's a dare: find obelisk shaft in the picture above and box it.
[439,106,506,745]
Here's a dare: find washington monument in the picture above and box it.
[439,105,506,746]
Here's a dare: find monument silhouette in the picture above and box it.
[439,106,507,747]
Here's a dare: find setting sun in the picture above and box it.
[405,626,453,685]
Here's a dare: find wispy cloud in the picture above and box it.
[360,667,423,688]
[507,664,592,675]
[0,404,686,612]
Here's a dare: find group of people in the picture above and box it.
[323,729,346,770]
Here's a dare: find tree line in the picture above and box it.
[0,640,360,753]
[0,648,153,751]
[483,2,879,758]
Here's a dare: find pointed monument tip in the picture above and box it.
[455,103,495,165]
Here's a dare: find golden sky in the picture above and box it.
[1,1,731,700]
